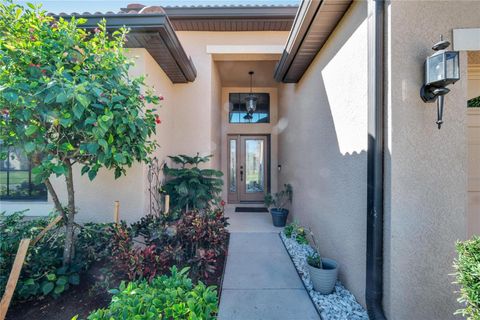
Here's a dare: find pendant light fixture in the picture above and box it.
[245,71,257,117]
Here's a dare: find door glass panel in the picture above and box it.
[245,139,264,193]
[229,139,237,192]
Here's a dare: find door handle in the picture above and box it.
[240,166,244,181]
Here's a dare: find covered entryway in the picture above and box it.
[227,134,269,203]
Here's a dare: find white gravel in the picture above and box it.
[280,231,369,320]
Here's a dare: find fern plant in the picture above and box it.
[163,154,223,210]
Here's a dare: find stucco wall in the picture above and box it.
[384,1,480,319]
[171,31,288,168]
[277,1,368,305]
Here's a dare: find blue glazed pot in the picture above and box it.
[270,208,289,227]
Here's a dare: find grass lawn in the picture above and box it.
[0,171,29,185]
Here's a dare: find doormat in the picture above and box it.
[235,207,269,213]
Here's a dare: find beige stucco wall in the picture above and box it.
[384,1,480,319]
[220,87,279,201]
[277,1,368,306]
[170,31,288,169]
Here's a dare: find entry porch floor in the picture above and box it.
[218,206,320,320]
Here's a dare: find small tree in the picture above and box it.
[0,2,162,265]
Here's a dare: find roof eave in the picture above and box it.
[274,0,353,83]
[55,13,197,83]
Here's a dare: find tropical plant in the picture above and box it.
[163,154,223,210]
[468,96,480,108]
[0,211,111,301]
[0,2,162,266]
[112,209,229,283]
[264,183,293,210]
[84,266,218,320]
[454,236,480,319]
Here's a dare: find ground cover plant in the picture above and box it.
[82,266,218,320]
[0,1,162,266]
[0,211,112,302]
[284,221,308,245]
[454,236,480,319]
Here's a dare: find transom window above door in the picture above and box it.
[229,93,270,123]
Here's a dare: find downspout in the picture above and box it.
[366,0,386,319]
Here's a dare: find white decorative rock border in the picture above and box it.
[280,231,369,320]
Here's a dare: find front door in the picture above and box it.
[228,135,268,203]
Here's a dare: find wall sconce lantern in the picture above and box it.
[244,71,257,120]
[420,36,460,129]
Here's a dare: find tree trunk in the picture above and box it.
[63,160,76,266]
[44,178,66,220]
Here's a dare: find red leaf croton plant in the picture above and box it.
[0,1,163,265]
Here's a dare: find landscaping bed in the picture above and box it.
[280,231,368,320]
[6,240,229,320]
[3,209,229,320]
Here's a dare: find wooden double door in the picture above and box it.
[227,135,269,203]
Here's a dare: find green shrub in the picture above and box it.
[307,253,322,269]
[454,237,480,319]
[0,211,112,301]
[163,154,223,210]
[468,96,480,108]
[265,184,292,210]
[284,221,308,245]
[85,266,218,320]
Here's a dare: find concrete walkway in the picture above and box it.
[218,207,319,320]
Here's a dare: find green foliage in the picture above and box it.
[0,211,112,301]
[0,1,160,181]
[113,209,229,283]
[85,266,218,320]
[284,221,308,245]
[265,183,293,210]
[163,154,223,210]
[307,253,322,269]
[0,1,162,264]
[468,96,480,108]
[454,236,480,319]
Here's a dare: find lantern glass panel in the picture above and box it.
[445,51,459,80]
[246,96,257,113]
[427,53,445,85]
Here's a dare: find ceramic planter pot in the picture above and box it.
[307,258,338,294]
[270,208,289,227]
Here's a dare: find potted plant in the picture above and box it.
[264,184,292,227]
[306,231,338,294]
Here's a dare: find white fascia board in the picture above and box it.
[453,28,480,50]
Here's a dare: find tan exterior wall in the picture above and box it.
[384,1,480,319]
[170,31,288,169]
[277,1,368,306]
[220,87,279,201]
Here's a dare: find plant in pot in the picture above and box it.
[264,184,292,227]
[306,231,338,295]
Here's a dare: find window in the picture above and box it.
[229,93,270,123]
[0,146,47,200]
